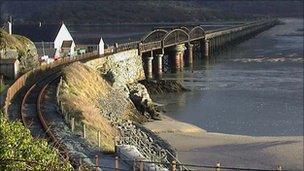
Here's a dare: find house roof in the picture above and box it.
[37,48,56,58]
[61,40,73,48]
[74,37,102,45]
[13,24,61,42]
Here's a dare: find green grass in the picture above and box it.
[0,82,6,93]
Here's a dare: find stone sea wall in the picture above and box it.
[85,49,145,85]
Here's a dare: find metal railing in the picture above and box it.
[72,155,283,171]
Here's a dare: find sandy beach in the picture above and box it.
[144,116,303,170]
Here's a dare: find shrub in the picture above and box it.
[0,117,72,170]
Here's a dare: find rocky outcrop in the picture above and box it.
[0,29,39,73]
[140,80,189,95]
[128,83,161,120]
[85,49,163,120]
[85,49,145,86]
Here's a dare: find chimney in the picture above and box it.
[8,22,12,35]
[8,16,12,35]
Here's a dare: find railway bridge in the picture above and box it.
[0,18,279,170]
[115,19,278,79]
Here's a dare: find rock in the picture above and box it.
[0,29,39,73]
[128,83,161,120]
[139,80,189,95]
[102,69,131,98]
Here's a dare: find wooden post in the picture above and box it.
[114,136,117,153]
[216,162,221,171]
[83,123,86,138]
[71,117,75,132]
[115,156,119,171]
[171,160,176,171]
[95,155,99,171]
[98,131,101,147]
[139,160,144,171]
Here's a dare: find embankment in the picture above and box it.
[59,62,146,152]
[59,49,191,165]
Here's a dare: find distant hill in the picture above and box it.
[1,0,303,24]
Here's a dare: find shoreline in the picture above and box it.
[144,115,303,170]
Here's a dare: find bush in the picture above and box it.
[0,82,5,93]
[0,117,72,170]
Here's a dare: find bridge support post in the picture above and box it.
[187,43,193,66]
[204,39,210,58]
[155,53,163,78]
[146,56,154,79]
[172,44,186,72]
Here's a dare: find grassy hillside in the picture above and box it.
[1,1,302,24]
[59,62,145,152]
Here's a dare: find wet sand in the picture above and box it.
[144,116,303,170]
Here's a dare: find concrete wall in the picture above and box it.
[85,49,145,84]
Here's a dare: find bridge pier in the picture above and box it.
[146,56,154,79]
[155,53,163,77]
[204,40,210,58]
[171,44,186,72]
[187,43,193,66]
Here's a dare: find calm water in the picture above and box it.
[153,18,303,136]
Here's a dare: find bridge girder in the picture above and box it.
[189,26,205,41]
[162,29,190,47]
[180,26,190,33]
[142,29,168,43]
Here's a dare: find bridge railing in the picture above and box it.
[205,19,278,38]
[139,41,162,52]
[115,41,140,52]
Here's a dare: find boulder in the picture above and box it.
[128,83,161,120]
[0,29,39,73]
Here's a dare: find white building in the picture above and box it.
[12,22,105,58]
[13,22,76,59]
[75,37,104,55]
[54,23,75,56]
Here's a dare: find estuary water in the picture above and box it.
[153,18,304,136]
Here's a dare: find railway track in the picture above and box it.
[17,69,71,158]
[20,70,61,139]
[3,51,131,169]
[12,66,130,170]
